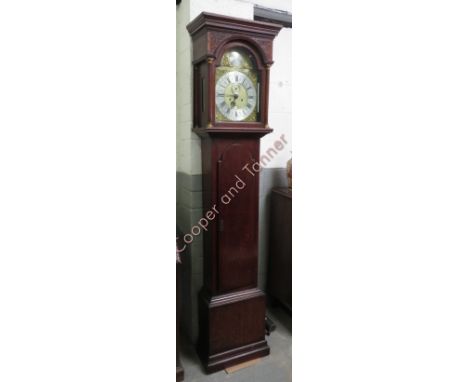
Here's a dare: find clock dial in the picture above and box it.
[215,48,259,123]
[215,71,257,121]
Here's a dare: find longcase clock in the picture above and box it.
[187,12,282,373]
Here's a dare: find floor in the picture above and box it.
[179,305,292,382]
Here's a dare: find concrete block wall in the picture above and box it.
[177,0,291,343]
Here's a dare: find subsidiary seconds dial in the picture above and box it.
[215,71,257,122]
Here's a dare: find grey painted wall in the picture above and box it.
[176,172,203,341]
[177,167,288,343]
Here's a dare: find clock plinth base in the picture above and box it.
[198,339,270,374]
[197,288,269,373]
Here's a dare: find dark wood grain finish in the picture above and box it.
[197,288,269,373]
[267,188,292,311]
[216,138,258,292]
[187,12,281,374]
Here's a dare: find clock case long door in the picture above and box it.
[187,12,282,373]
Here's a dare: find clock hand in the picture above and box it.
[230,93,239,108]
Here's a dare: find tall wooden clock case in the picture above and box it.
[187,12,282,373]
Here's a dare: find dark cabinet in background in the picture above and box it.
[267,188,292,311]
[176,259,184,382]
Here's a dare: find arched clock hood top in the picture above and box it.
[186,12,282,66]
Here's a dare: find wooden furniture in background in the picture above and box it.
[187,12,282,373]
[267,188,292,311]
[176,259,184,381]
